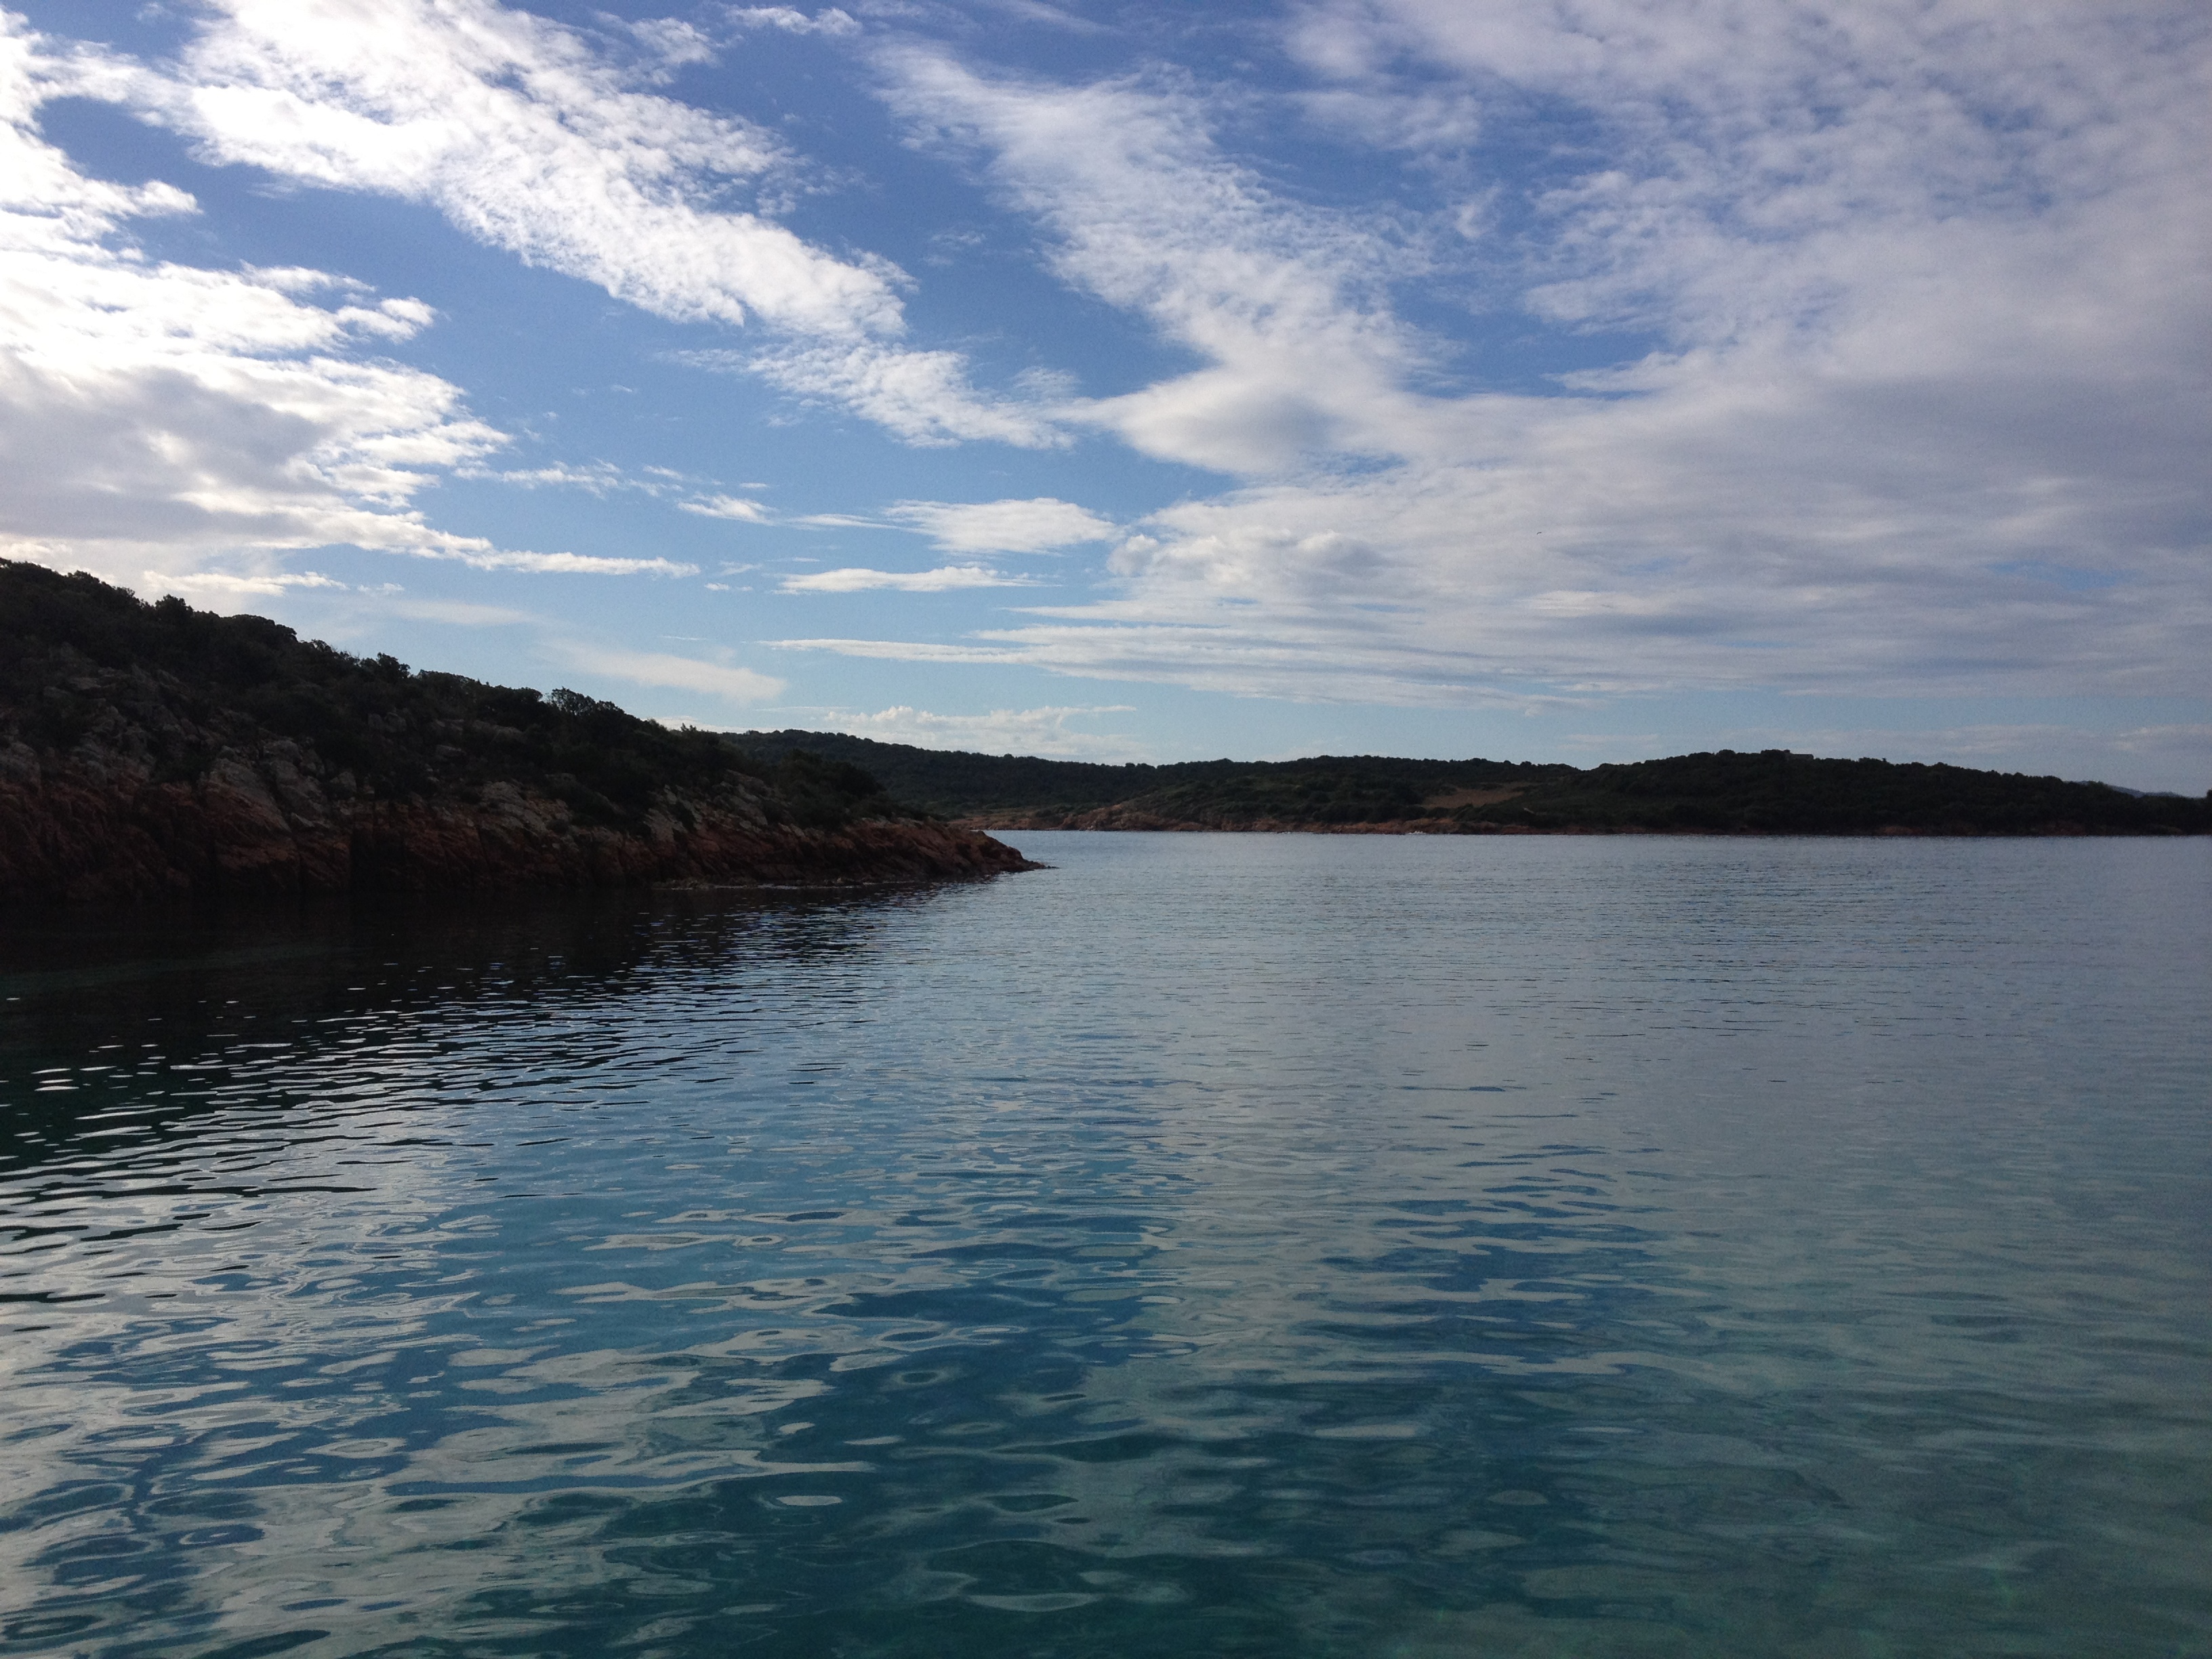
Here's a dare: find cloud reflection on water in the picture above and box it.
[3,839,2209,1657]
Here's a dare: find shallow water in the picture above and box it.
[3,834,2208,1658]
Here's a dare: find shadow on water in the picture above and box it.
[0,888,954,1185]
[2,838,2209,1658]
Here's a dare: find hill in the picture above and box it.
[731,729,1574,826]
[733,730,2211,837]
[0,563,1033,903]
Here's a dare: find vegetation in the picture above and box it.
[0,562,905,831]
[1481,749,2210,835]
[8,562,2198,841]
[735,729,2211,836]
[733,730,1572,824]
[734,729,1174,817]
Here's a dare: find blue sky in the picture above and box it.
[3,0,2207,787]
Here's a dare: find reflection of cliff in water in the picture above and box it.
[0,886,959,1181]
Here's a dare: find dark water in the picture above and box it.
[3,834,2208,1659]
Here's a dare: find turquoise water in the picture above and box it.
[3,834,2208,1658]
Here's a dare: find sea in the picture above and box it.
[2,832,2208,1659]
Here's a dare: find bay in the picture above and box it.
[2,834,2208,1658]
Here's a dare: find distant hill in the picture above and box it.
[1474,750,2209,836]
[733,730,2211,837]
[731,730,1574,825]
[0,563,1033,903]
[6,556,2192,907]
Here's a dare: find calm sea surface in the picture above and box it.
[3,834,2208,1658]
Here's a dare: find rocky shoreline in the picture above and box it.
[953,808,2171,836]
[0,563,1038,906]
[0,736,1036,905]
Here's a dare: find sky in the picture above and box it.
[2,0,2207,788]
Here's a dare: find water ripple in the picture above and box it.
[3,838,2209,1657]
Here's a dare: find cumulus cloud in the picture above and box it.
[112,0,1053,446]
[779,564,1033,592]
[0,14,693,590]
[0,23,455,583]
[861,4,2212,703]
[885,496,1115,553]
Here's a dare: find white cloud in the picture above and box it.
[779,564,1032,592]
[546,640,785,701]
[724,7,859,37]
[0,20,468,585]
[777,638,1031,664]
[380,596,542,628]
[885,496,1114,553]
[682,493,773,522]
[817,703,1147,760]
[744,495,1114,560]
[743,342,1063,446]
[110,0,1051,446]
[623,17,720,72]
[148,569,350,596]
[774,621,1536,705]
[2115,724,2212,758]
[884,47,1429,474]
[859,6,2212,704]
[471,550,696,576]
[0,15,693,592]
[462,460,661,495]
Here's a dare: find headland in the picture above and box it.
[0,563,1035,905]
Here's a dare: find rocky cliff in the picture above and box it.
[0,565,1036,904]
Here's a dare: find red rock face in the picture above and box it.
[0,746,1036,905]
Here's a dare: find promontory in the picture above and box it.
[0,562,1036,905]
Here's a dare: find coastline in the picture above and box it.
[1,754,1036,907]
[951,813,2198,838]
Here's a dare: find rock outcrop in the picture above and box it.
[0,563,1038,905]
[0,727,1034,905]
